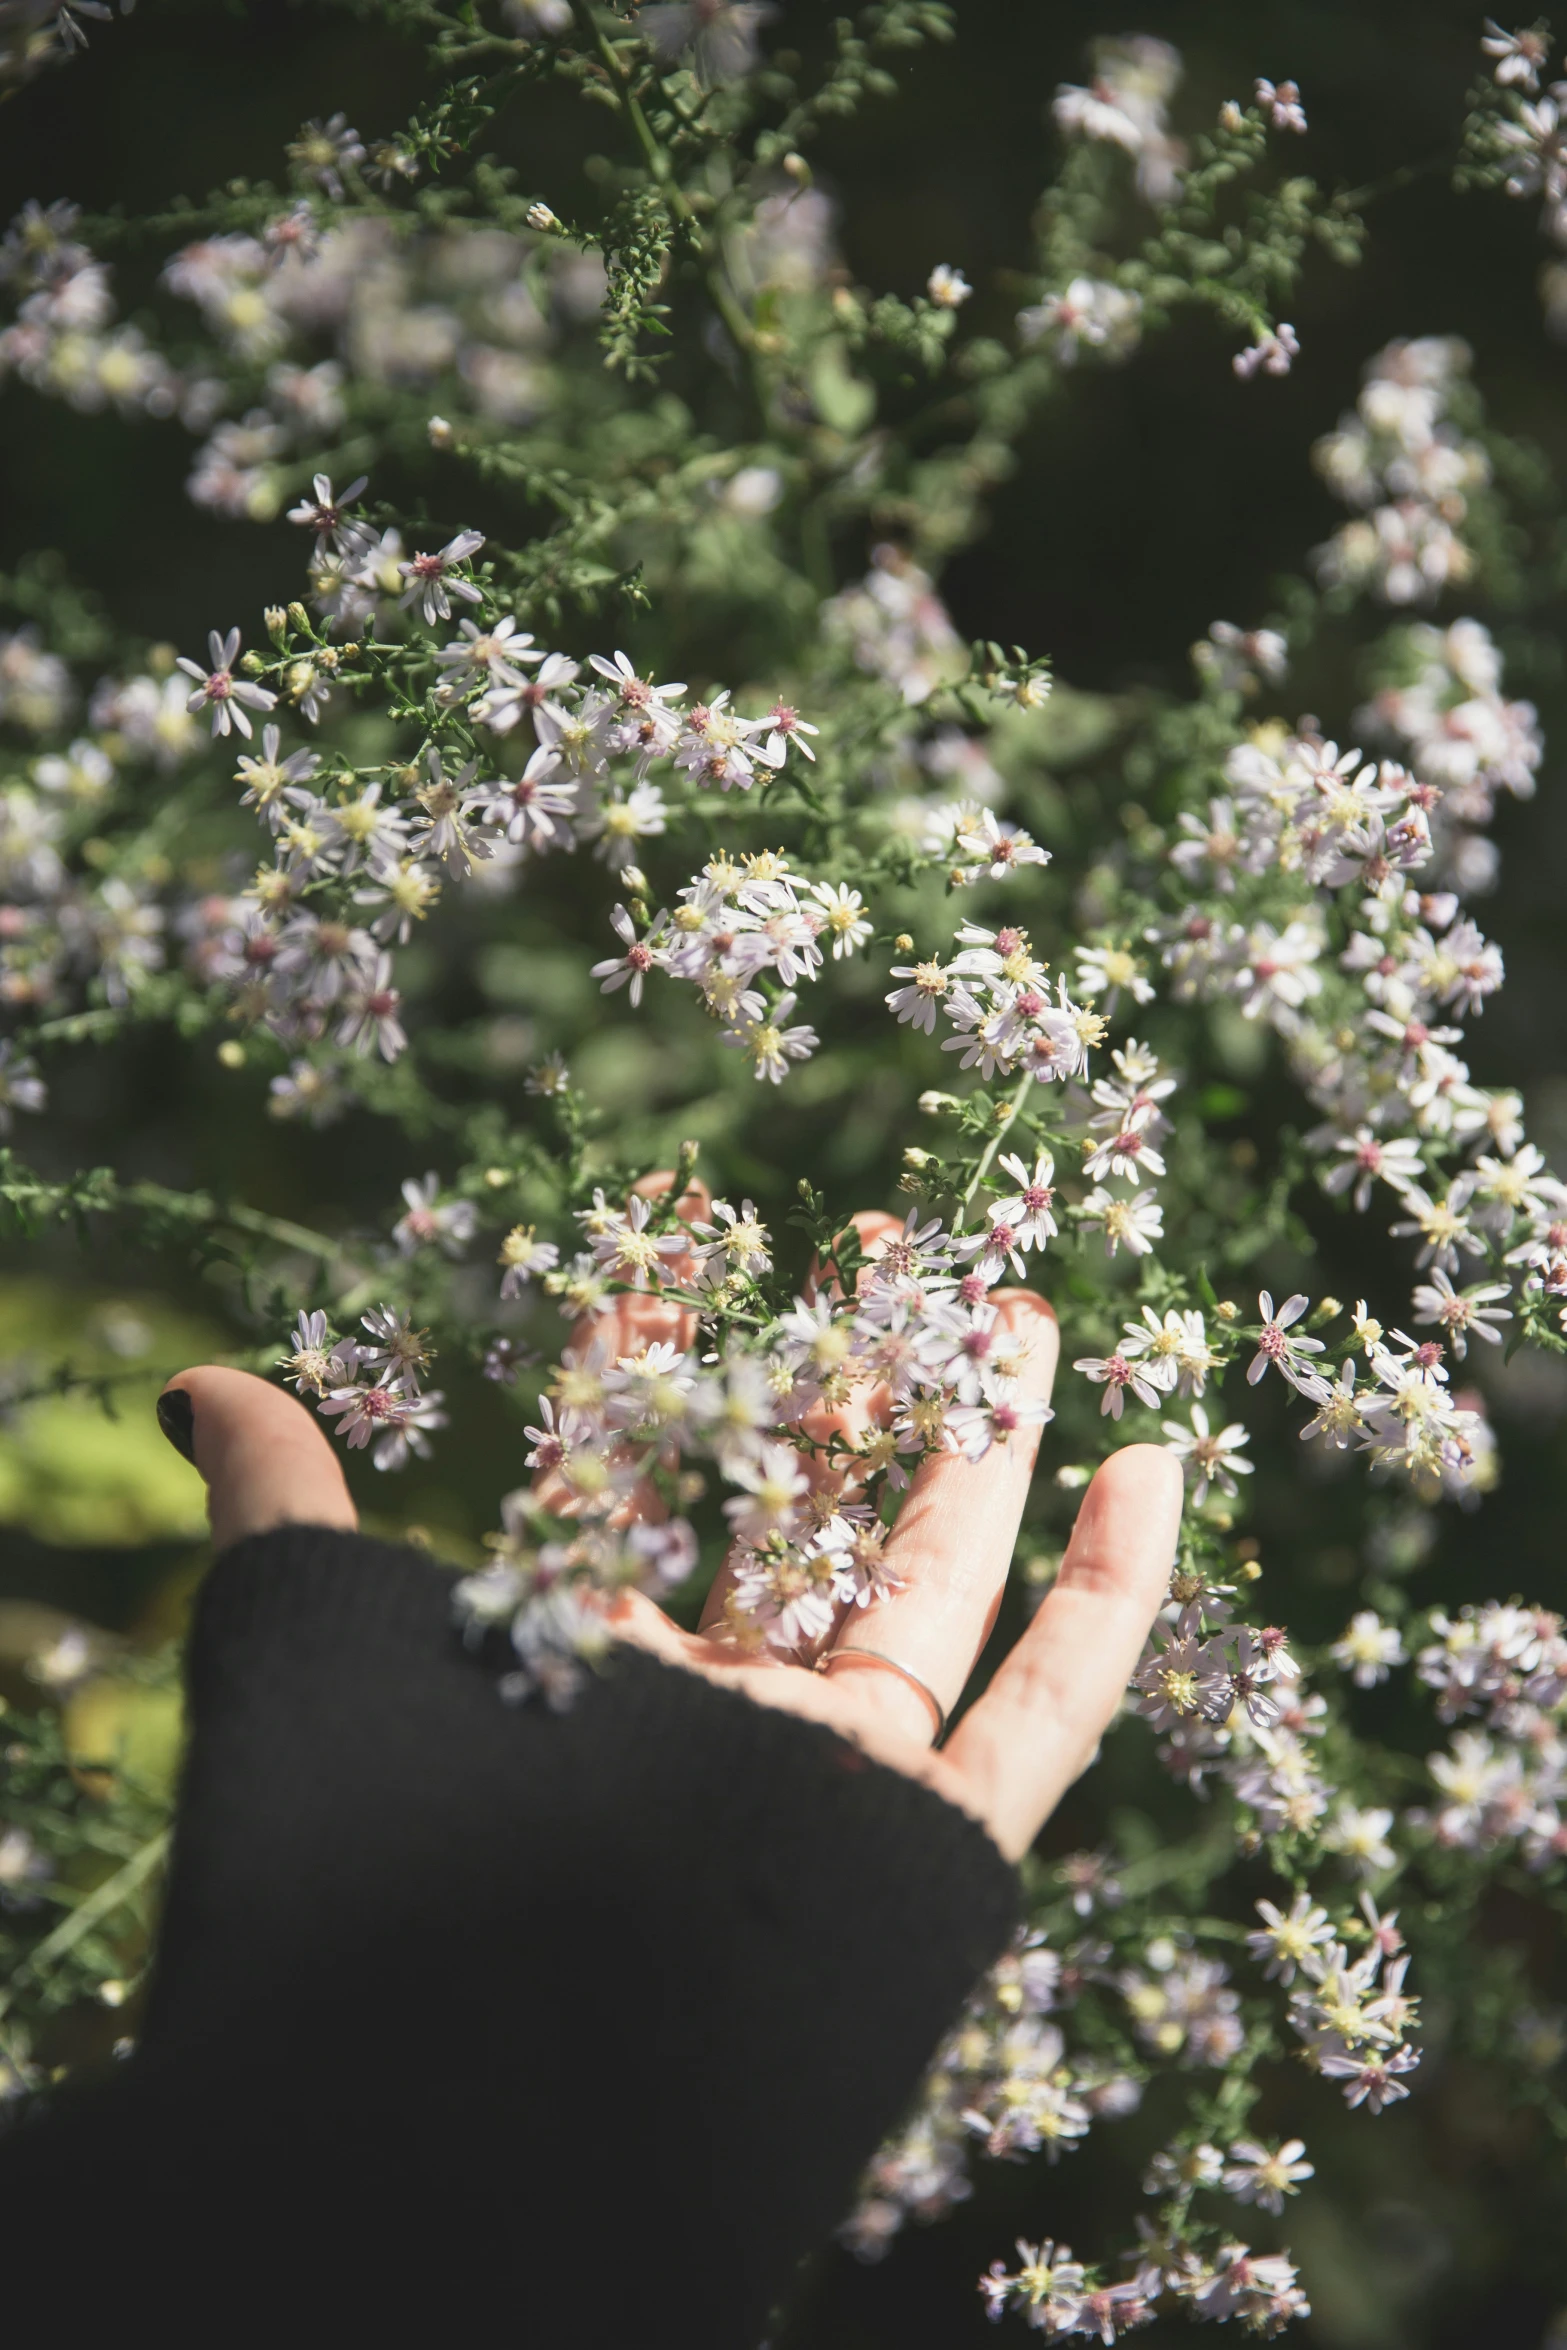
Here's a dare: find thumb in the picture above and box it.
[158,1366,358,1554]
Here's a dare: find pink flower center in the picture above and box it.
[1022,1185,1053,1213]
[1258,1323,1287,1359]
[207,669,233,700]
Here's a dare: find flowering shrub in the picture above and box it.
[4,5,1567,2337]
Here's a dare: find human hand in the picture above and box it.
[157,1187,1181,1864]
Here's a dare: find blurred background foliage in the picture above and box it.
[4,2,1567,2342]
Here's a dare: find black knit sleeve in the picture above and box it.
[0,1527,1019,2343]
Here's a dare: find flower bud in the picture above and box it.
[894,933,914,953]
[918,1089,959,1115]
[217,1040,246,1069]
[286,601,310,630]
[525,201,560,233]
[482,1166,510,1189]
[1215,1299,1238,1321]
[902,1147,937,1171]
[782,152,810,183]
[239,652,266,677]
[264,605,289,647]
[1219,99,1244,130]
[1310,1296,1343,1327]
[427,414,454,449]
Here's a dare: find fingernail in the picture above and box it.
[156,1388,196,1464]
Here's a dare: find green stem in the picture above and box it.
[568,0,759,359]
[952,1072,1034,1234]
[0,1829,171,2024]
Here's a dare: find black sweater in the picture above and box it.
[0,1527,1019,2341]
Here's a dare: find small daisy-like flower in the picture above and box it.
[393,1173,477,1258]
[1163,1404,1252,1503]
[1077,1185,1165,1258]
[177,628,278,740]
[285,471,370,545]
[1075,941,1155,1007]
[397,530,487,625]
[279,1308,356,1397]
[1330,1609,1407,1689]
[1410,1268,1512,1358]
[722,989,818,1084]
[1074,1349,1167,1418]
[1245,1892,1335,1984]
[885,957,950,1032]
[808,880,872,958]
[591,904,668,1006]
[1222,2137,1313,2215]
[498,1224,562,1299]
[1246,1290,1326,1388]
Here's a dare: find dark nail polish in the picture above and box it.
[156,1388,196,1464]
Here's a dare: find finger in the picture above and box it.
[824,1291,1059,1742]
[696,1209,902,1639]
[158,1366,357,1554]
[939,1444,1182,1860]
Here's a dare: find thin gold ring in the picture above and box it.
[815,1646,947,1742]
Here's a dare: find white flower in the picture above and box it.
[1017,275,1142,362]
[1222,2137,1313,2215]
[591,904,668,1006]
[1247,1292,1326,1389]
[434,615,546,693]
[721,989,818,1083]
[1164,1405,1252,1503]
[177,628,277,740]
[926,262,972,307]
[1331,1609,1408,1689]
[1075,942,1155,1006]
[397,529,486,624]
[1246,1892,1335,1984]
[1323,1802,1398,1876]
[808,880,872,958]
[885,957,950,1033]
[498,1224,562,1299]
[1321,1126,1425,1212]
[980,1148,1058,1274]
[393,1173,477,1258]
[1077,1186,1165,1258]
[1074,1349,1167,1419]
[1253,77,1306,131]
[285,471,369,545]
[334,951,406,1060]
[1410,1268,1512,1357]
[722,1441,811,1545]
[1234,322,1301,379]
[1481,19,1550,91]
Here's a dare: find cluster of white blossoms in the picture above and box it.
[278,1304,447,1472]
[1311,335,1489,605]
[846,1927,1141,2264]
[445,1195,1074,1692]
[1051,32,1188,204]
[172,493,827,1067]
[0,162,609,520]
[1406,1600,1567,1865]
[1476,18,1567,333]
[1047,45,1309,382]
[979,2231,1309,2338]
